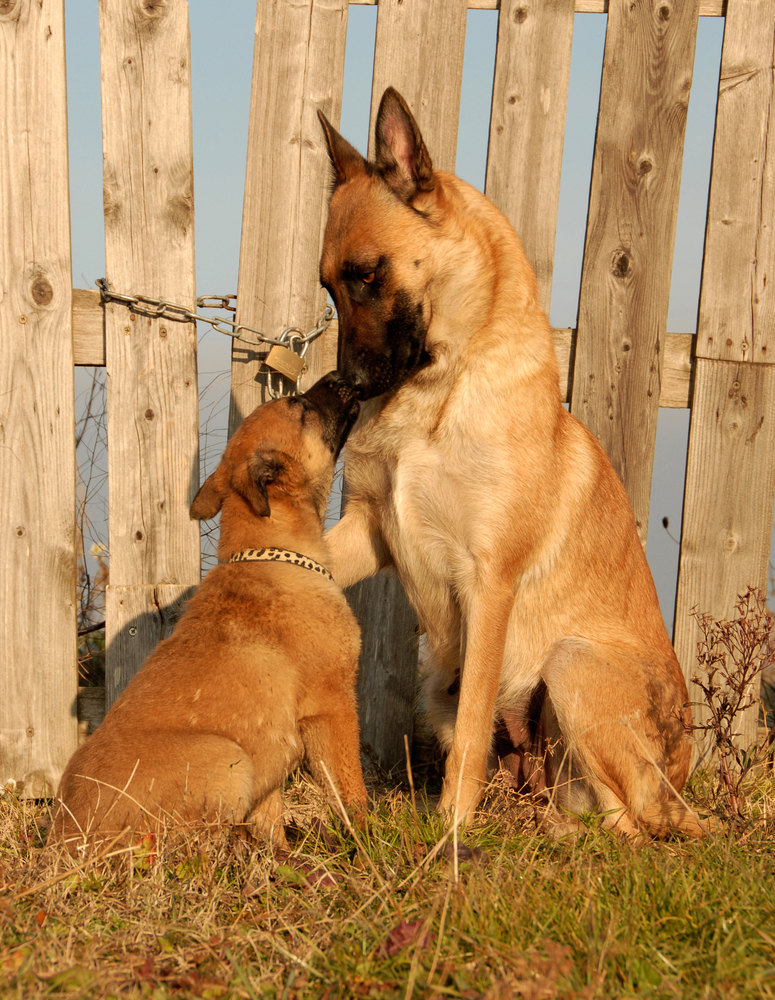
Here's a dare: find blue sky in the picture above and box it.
[65,4,754,633]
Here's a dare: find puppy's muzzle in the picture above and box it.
[300,372,360,459]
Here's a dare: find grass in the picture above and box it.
[1,766,774,1000]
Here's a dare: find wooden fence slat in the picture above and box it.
[344,0,469,773]
[545,330,697,410]
[485,0,575,312]
[0,0,78,794]
[228,0,349,431]
[105,584,196,702]
[348,0,727,15]
[673,361,775,744]
[368,0,468,168]
[570,0,700,547]
[73,289,105,366]
[99,0,201,705]
[695,0,775,364]
[674,0,775,747]
[71,297,696,409]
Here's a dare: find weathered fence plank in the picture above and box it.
[485,0,575,313]
[0,0,78,794]
[345,0,469,773]
[98,0,200,706]
[228,0,349,433]
[350,0,725,14]
[105,584,196,698]
[570,0,700,548]
[70,299,695,409]
[695,0,774,365]
[73,289,104,366]
[368,0,468,167]
[673,0,775,746]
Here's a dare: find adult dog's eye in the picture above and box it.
[361,272,376,285]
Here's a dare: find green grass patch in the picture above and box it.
[1,770,774,999]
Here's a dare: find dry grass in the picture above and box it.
[2,761,775,1000]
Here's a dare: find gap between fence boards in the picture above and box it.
[72,287,697,410]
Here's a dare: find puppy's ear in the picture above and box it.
[240,451,286,519]
[374,87,434,202]
[318,110,367,188]
[190,472,223,520]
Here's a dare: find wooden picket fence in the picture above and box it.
[1,0,773,795]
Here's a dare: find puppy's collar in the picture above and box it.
[229,547,334,583]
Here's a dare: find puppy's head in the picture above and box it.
[190,372,359,523]
[318,88,440,400]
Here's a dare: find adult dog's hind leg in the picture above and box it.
[540,639,703,837]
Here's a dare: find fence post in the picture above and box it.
[99,0,201,705]
[485,0,575,315]
[228,0,350,431]
[674,0,775,746]
[0,0,78,794]
[341,0,469,772]
[570,0,701,547]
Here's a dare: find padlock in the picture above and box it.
[264,344,305,382]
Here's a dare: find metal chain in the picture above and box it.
[96,278,334,398]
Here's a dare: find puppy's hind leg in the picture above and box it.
[300,703,368,822]
[247,790,289,852]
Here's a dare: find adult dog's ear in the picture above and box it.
[374,87,434,202]
[190,472,223,520]
[318,110,367,188]
[241,451,286,519]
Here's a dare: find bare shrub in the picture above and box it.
[687,587,773,822]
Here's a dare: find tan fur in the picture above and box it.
[319,89,703,838]
[51,377,367,853]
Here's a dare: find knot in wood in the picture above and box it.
[611,250,631,279]
[0,0,20,22]
[31,275,54,307]
[514,6,528,23]
[723,533,738,554]
[139,0,167,19]
[658,2,672,20]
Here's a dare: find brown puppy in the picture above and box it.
[317,88,703,838]
[52,373,366,852]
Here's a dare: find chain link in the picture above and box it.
[96,278,334,398]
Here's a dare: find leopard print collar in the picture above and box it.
[229,547,334,584]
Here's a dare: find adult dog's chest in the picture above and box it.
[351,398,473,587]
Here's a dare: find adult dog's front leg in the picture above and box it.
[440,583,514,823]
[325,498,392,588]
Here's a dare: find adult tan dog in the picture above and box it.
[52,373,366,852]
[317,88,703,838]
